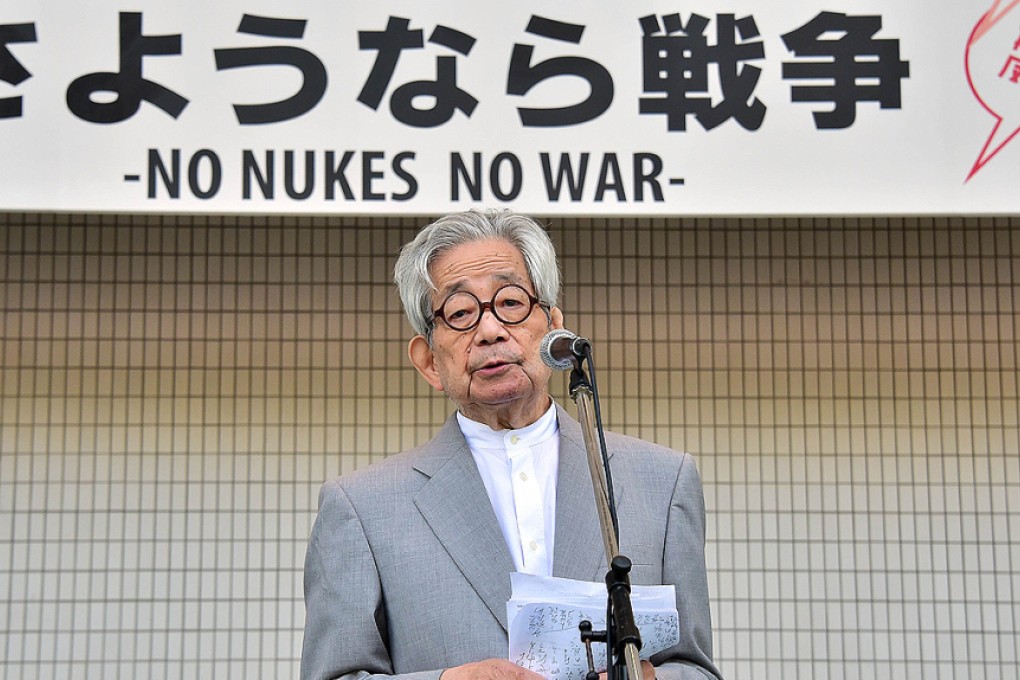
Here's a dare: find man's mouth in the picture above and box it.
[474,358,519,375]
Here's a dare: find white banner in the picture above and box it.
[1,1,1018,215]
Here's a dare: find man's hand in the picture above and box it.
[441,659,545,680]
[598,660,656,680]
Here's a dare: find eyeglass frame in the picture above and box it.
[430,283,550,334]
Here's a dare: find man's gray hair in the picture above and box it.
[394,209,561,340]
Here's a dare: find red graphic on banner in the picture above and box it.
[965,0,1020,180]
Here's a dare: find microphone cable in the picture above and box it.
[571,342,619,544]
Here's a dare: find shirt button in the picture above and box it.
[519,472,528,481]
[529,540,538,551]
[510,435,520,445]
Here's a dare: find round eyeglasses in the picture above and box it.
[432,283,546,332]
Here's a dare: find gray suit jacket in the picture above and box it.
[301,405,722,680]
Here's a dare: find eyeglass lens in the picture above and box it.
[441,284,534,330]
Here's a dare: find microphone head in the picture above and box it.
[539,328,578,371]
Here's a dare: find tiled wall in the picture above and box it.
[1,213,1017,679]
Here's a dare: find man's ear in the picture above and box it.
[408,335,445,392]
[549,306,564,330]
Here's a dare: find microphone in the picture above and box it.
[539,329,591,371]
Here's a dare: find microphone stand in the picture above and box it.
[566,346,643,680]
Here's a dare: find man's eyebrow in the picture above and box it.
[491,272,518,285]
[436,280,468,298]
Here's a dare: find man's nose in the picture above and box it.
[473,306,508,343]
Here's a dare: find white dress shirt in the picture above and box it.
[457,403,559,576]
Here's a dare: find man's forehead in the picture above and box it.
[438,271,524,296]
[430,240,530,295]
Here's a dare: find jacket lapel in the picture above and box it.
[410,406,623,631]
[552,405,620,583]
[412,414,516,631]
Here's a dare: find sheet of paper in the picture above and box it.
[507,573,680,680]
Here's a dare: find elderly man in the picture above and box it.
[301,210,722,680]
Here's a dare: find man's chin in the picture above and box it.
[470,389,527,408]
[469,369,531,397]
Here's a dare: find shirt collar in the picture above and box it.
[457,401,559,454]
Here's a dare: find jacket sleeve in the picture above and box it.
[300,479,443,680]
[651,453,724,680]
